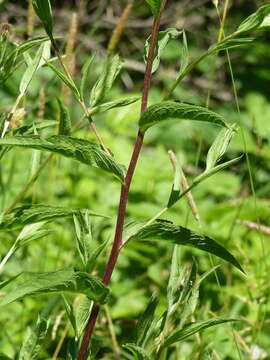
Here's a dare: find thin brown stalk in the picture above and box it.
[76,2,167,358]
[236,220,270,236]
[104,305,120,359]
[27,0,35,38]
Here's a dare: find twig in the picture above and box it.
[236,220,270,236]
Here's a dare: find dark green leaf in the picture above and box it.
[129,222,244,273]
[144,28,182,73]
[122,344,153,360]
[209,38,255,53]
[139,101,228,133]
[0,135,126,181]
[62,295,77,336]
[162,318,238,348]
[32,0,53,35]
[0,268,109,306]
[234,5,270,35]
[0,204,107,231]
[57,99,71,135]
[136,294,158,347]
[144,0,161,16]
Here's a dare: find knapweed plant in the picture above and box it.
[0,0,270,359]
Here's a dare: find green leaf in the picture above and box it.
[144,28,182,73]
[161,318,238,348]
[209,38,255,54]
[205,124,237,171]
[179,30,189,78]
[88,97,140,116]
[85,239,108,273]
[19,316,49,360]
[73,211,92,267]
[144,0,161,16]
[89,54,123,107]
[45,61,81,100]
[57,99,71,135]
[139,101,228,133]
[0,268,109,306]
[136,294,158,347]
[80,53,95,100]
[0,204,106,231]
[32,0,53,35]
[234,5,270,35]
[0,273,22,290]
[0,135,126,181]
[167,152,183,207]
[129,222,244,273]
[75,296,93,337]
[167,245,182,311]
[122,344,153,360]
[62,295,77,336]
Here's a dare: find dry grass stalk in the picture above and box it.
[236,220,270,236]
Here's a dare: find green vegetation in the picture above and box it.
[0,0,270,359]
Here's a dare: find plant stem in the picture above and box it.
[76,2,167,358]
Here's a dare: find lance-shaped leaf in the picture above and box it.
[161,318,238,348]
[57,99,71,135]
[144,0,161,16]
[32,0,53,35]
[0,204,107,231]
[80,53,95,99]
[144,28,182,73]
[234,4,270,35]
[122,344,153,360]
[0,268,109,306]
[88,96,140,116]
[179,30,189,78]
[139,101,228,133]
[128,222,244,273]
[205,124,237,171]
[0,135,126,181]
[89,54,123,107]
[136,294,158,347]
[209,38,255,54]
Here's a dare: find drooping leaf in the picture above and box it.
[144,28,182,73]
[144,0,161,16]
[45,61,81,100]
[0,268,109,306]
[88,97,140,116]
[209,38,255,54]
[234,5,270,35]
[18,316,49,360]
[205,124,237,171]
[0,204,107,231]
[161,318,238,348]
[128,222,244,272]
[89,54,123,107]
[136,294,158,347]
[139,101,228,133]
[32,0,53,35]
[57,99,71,135]
[0,135,126,181]
[122,343,153,360]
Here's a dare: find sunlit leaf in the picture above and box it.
[139,101,228,133]
[0,268,109,306]
[128,222,244,272]
[0,135,126,181]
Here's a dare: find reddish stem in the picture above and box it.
[77,3,167,358]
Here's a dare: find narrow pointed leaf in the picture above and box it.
[234,5,270,35]
[0,135,126,181]
[144,28,182,73]
[136,294,158,346]
[162,318,238,348]
[73,211,92,267]
[123,344,153,360]
[139,101,228,133]
[0,204,107,231]
[80,53,95,99]
[0,268,109,306]
[179,30,189,77]
[32,0,53,35]
[57,99,71,135]
[88,96,139,116]
[209,38,255,54]
[129,222,244,272]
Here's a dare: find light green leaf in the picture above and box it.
[144,28,182,73]
[0,268,109,306]
[80,53,95,100]
[209,38,255,54]
[144,0,161,16]
[162,318,238,348]
[88,97,140,116]
[179,30,189,78]
[45,61,81,100]
[0,204,107,231]
[85,239,108,273]
[73,211,92,267]
[234,5,270,35]
[0,135,126,181]
[75,296,93,337]
[206,124,237,171]
[129,221,244,272]
[57,99,71,135]
[139,101,228,133]
[122,343,153,360]
[32,0,53,35]
[167,245,182,312]
[62,295,77,336]
[89,54,123,107]
[19,316,49,360]
[136,294,158,347]
[167,152,183,207]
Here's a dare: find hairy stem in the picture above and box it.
[76,2,167,358]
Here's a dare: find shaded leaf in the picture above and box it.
[0,268,109,306]
[179,30,189,78]
[234,5,270,35]
[75,296,93,337]
[129,222,244,272]
[89,54,123,107]
[0,204,107,231]
[32,0,53,35]
[209,38,255,53]
[62,295,77,336]
[162,318,238,348]
[144,0,161,16]
[73,211,92,267]
[122,343,153,360]
[136,294,158,347]
[144,28,182,73]
[57,99,71,135]
[0,135,126,181]
[139,101,228,133]
[80,53,95,100]
[85,239,108,273]
[88,97,139,116]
